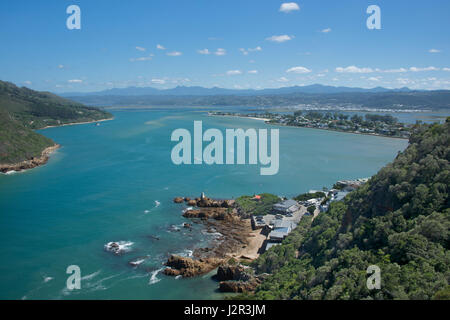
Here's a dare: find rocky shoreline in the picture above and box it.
[0,144,60,173]
[165,194,265,293]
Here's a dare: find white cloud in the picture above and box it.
[249,46,262,52]
[135,46,146,52]
[368,76,381,81]
[276,77,289,82]
[151,79,166,84]
[166,51,182,56]
[266,35,293,43]
[335,66,374,73]
[279,2,300,13]
[130,55,153,62]
[409,66,439,72]
[239,48,249,56]
[57,64,65,69]
[396,78,414,85]
[383,68,407,73]
[226,70,242,76]
[198,48,211,55]
[214,48,226,56]
[68,79,83,83]
[23,81,32,85]
[240,46,262,55]
[248,70,258,74]
[443,67,450,72]
[156,44,166,50]
[286,66,312,74]
[321,28,332,33]
[428,49,441,53]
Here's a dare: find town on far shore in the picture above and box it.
[209,110,412,139]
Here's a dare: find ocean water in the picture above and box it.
[0,109,408,300]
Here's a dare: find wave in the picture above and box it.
[81,270,101,281]
[182,207,193,214]
[104,241,134,255]
[154,200,161,207]
[149,268,164,285]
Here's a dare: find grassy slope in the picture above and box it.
[0,80,112,164]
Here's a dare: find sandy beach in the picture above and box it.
[40,117,114,130]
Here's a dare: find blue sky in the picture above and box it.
[0,0,449,92]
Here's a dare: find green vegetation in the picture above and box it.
[0,80,112,129]
[0,108,54,163]
[237,119,450,300]
[307,206,316,215]
[235,193,280,218]
[294,191,326,202]
[0,80,112,165]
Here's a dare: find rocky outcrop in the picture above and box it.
[164,255,224,278]
[187,199,197,206]
[182,207,235,221]
[0,144,60,173]
[173,197,184,203]
[218,279,260,293]
[173,194,234,208]
[216,264,249,281]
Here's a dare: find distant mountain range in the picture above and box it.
[62,84,450,111]
[61,84,415,97]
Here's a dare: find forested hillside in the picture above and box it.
[240,119,450,300]
[0,81,112,165]
[0,81,111,129]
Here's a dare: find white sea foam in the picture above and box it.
[155,200,161,207]
[182,207,193,214]
[144,210,150,214]
[104,241,134,254]
[81,270,101,281]
[149,268,164,285]
[129,258,146,267]
[175,275,182,280]
[43,276,53,283]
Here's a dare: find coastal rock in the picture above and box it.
[182,207,235,221]
[164,254,223,278]
[216,264,246,281]
[104,241,133,255]
[184,197,191,202]
[218,279,260,293]
[0,144,60,173]
[163,267,181,276]
[187,200,197,206]
[173,197,184,203]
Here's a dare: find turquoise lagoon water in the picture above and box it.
[0,109,408,299]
